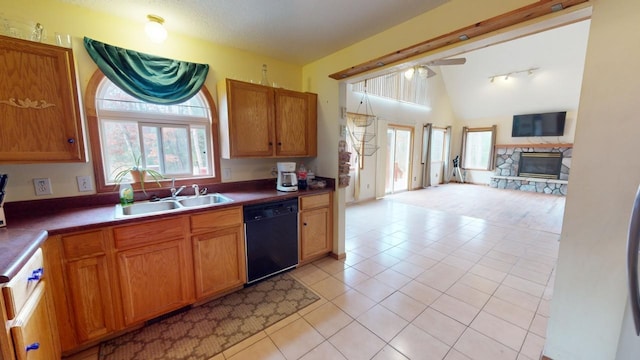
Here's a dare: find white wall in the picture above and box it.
[545,0,640,359]
[344,72,457,202]
[459,110,578,185]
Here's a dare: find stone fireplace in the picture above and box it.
[490,144,572,195]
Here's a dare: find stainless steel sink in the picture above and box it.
[115,193,233,218]
[178,194,233,207]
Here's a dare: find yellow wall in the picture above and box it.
[0,0,303,202]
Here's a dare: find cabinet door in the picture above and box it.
[193,226,246,299]
[62,230,119,343]
[10,282,60,360]
[227,80,274,157]
[66,256,116,342]
[117,239,193,325]
[300,207,332,262]
[0,35,84,163]
[274,89,309,156]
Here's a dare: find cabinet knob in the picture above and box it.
[67,138,75,144]
[277,142,282,146]
[268,142,273,146]
[303,222,307,226]
[26,343,40,352]
[27,267,43,282]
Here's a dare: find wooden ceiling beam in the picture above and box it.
[328,0,590,80]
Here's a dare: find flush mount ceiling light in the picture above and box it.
[145,14,167,43]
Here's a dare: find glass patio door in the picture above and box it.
[385,125,413,194]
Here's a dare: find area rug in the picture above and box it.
[99,273,320,360]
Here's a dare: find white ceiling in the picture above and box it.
[438,19,591,120]
[60,0,449,64]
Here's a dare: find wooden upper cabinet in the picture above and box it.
[274,88,317,157]
[218,79,317,158]
[0,35,85,163]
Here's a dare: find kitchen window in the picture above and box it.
[86,71,221,193]
[461,126,497,170]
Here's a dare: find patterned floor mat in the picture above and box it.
[99,273,320,360]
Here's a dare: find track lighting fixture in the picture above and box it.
[488,67,539,83]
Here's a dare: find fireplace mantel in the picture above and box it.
[495,143,573,149]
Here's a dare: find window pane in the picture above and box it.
[98,81,208,117]
[141,126,162,173]
[191,127,210,176]
[161,126,191,175]
[102,120,141,183]
[464,131,492,169]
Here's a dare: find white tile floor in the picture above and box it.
[220,189,559,360]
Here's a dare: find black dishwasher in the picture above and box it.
[244,198,298,284]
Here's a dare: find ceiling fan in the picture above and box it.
[406,57,467,79]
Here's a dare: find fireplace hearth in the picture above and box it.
[518,152,563,179]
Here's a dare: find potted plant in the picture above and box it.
[112,155,164,195]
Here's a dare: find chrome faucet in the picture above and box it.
[192,184,200,198]
[170,178,186,199]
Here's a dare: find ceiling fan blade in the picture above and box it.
[427,58,466,66]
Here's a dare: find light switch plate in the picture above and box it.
[222,168,232,181]
[76,175,93,192]
[33,178,52,196]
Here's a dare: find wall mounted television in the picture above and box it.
[511,111,566,137]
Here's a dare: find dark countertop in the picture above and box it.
[0,228,48,283]
[0,178,334,284]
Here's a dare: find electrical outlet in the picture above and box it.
[33,178,52,196]
[222,168,232,181]
[76,175,93,192]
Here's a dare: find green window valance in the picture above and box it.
[84,37,209,105]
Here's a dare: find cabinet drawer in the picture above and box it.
[190,207,243,233]
[114,217,186,249]
[10,282,59,360]
[62,230,106,259]
[300,193,331,210]
[2,248,44,320]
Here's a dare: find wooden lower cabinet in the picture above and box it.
[193,227,246,298]
[299,193,333,264]
[191,206,246,299]
[62,230,118,344]
[114,217,194,326]
[9,282,59,360]
[1,248,60,360]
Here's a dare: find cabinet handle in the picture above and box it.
[27,268,43,282]
[303,222,307,226]
[67,138,75,144]
[268,141,273,147]
[277,142,282,146]
[26,343,40,352]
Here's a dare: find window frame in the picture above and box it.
[460,125,497,171]
[85,70,221,194]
